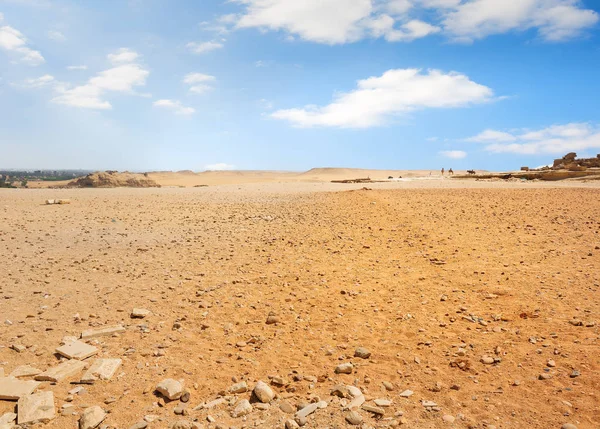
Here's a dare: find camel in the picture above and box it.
[467,170,476,175]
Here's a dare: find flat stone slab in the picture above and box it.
[0,377,41,401]
[344,395,365,410]
[131,308,151,318]
[399,390,414,397]
[81,359,122,382]
[56,341,98,360]
[81,325,125,339]
[79,406,106,429]
[17,391,55,425]
[10,365,43,378]
[0,412,17,425]
[35,360,87,382]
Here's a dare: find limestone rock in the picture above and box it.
[56,341,99,360]
[231,399,252,417]
[335,363,353,374]
[17,391,55,425]
[0,377,41,400]
[131,308,151,319]
[79,406,106,429]
[35,360,87,382]
[80,325,125,339]
[156,379,183,400]
[253,380,274,403]
[81,359,122,382]
[9,365,42,378]
[354,347,371,359]
[345,411,363,425]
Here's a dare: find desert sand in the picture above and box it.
[0,178,599,429]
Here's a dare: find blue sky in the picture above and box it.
[1,0,599,171]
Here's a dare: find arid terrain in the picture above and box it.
[1,179,599,429]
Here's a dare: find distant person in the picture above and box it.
[449,168,454,175]
[441,168,445,176]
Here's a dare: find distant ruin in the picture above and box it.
[550,152,600,170]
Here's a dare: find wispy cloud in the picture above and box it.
[440,150,467,159]
[183,72,216,94]
[204,163,235,171]
[186,41,224,54]
[466,123,600,155]
[153,99,195,115]
[47,30,66,42]
[0,21,44,65]
[52,49,148,109]
[14,74,54,88]
[66,65,88,71]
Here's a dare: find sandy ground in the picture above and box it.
[1,180,599,429]
[26,168,474,188]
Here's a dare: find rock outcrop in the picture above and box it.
[67,171,160,188]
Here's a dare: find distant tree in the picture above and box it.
[21,179,28,188]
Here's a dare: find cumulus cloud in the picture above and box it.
[52,49,148,109]
[271,68,495,128]
[442,0,599,43]
[228,0,598,44]
[47,30,66,42]
[204,163,236,171]
[440,150,467,159]
[15,74,55,88]
[0,23,44,65]
[466,122,600,155]
[108,48,140,64]
[466,129,517,142]
[187,41,224,54]
[153,99,195,115]
[183,72,216,94]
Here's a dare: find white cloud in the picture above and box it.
[153,99,195,115]
[67,65,88,71]
[187,41,224,54]
[16,74,54,88]
[229,0,598,44]
[0,24,44,65]
[52,49,148,109]
[108,48,139,64]
[443,0,599,43]
[466,129,517,142]
[272,68,495,128]
[440,150,467,159]
[204,163,236,171]
[466,122,600,155]
[47,30,66,42]
[182,72,216,94]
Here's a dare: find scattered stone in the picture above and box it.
[442,415,455,424]
[17,391,55,425]
[285,419,300,429]
[0,377,41,400]
[229,381,248,394]
[81,359,122,382]
[335,363,353,374]
[266,312,280,325]
[0,412,17,426]
[399,390,414,398]
[129,422,148,429]
[35,360,87,382]
[180,390,190,403]
[280,401,295,414]
[80,325,125,339]
[561,424,577,429]
[422,400,438,408]
[56,341,99,360]
[9,365,42,378]
[331,385,350,398]
[481,356,495,365]
[539,373,552,380]
[345,395,365,410]
[345,410,363,425]
[374,399,392,407]
[382,381,394,391]
[354,347,371,359]
[131,308,151,319]
[547,359,556,368]
[156,379,184,401]
[10,345,26,353]
[79,406,106,429]
[362,404,385,415]
[231,399,252,417]
[346,385,362,397]
[296,402,323,418]
[253,380,274,403]
[570,370,580,378]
